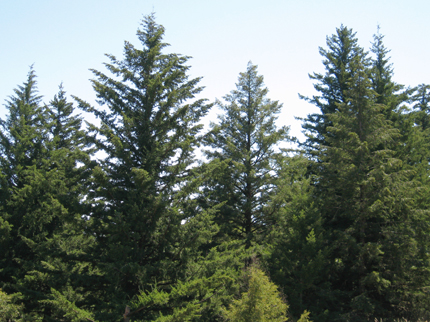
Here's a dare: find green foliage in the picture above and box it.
[0,69,95,320]
[300,25,368,150]
[91,241,247,322]
[0,67,50,314]
[0,289,24,322]
[300,25,430,321]
[369,28,408,117]
[222,265,288,322]
[43,288,98,322]
[73,14,214,320]
[411,84,430,131]
[268,155,329,320]
[297,310,312,322]
[203,62,289,248]
[2,15,430,322]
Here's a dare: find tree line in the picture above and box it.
[1,14,430,321]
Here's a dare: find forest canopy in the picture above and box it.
[1,14,430,322]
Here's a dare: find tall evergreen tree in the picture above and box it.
[406,84,430,226]
[0,74,95,319]
[267,155,329,321]
[74,14,214,320]
[300,25,368,152]
[29,85,96,320]
[0,67,46,192]
[303,31,430,320]
[369,28,415,165]
[369,33,430,301]
[0,67,48,300]
[369,28,400,110]
[202,62,289,248]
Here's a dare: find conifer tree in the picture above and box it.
[369,28,415,166]
[369,34,430,305]
[29,85,96,319]
[203,62,289,248]
[75,14,214,320]
[369,28,406,113]
[222,264,288,322]
[303,29,430,320]
[0,74,95,319]
[300,25,368,152]
[267,155,329,320]
[406,84,430,231]
[0,67,49,301]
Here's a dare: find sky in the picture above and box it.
[1,0,429,142]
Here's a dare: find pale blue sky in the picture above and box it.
[1,0,429,141]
